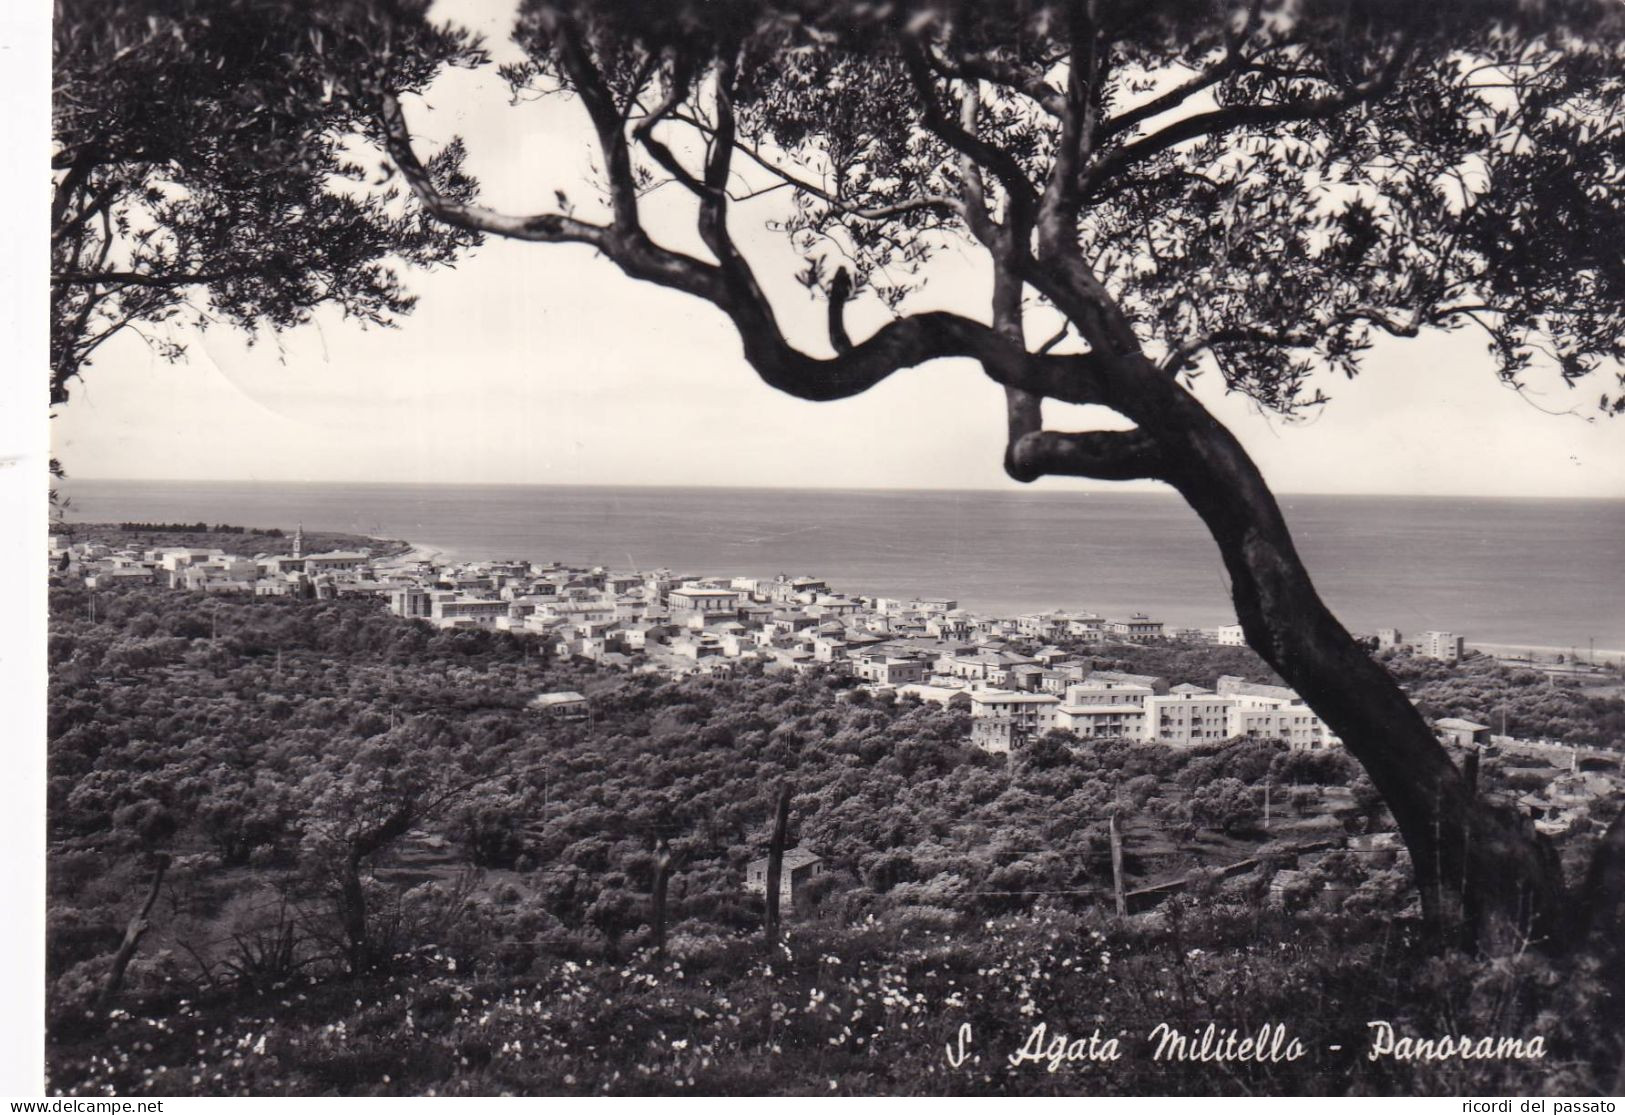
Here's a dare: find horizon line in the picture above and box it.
[55,475,1625,502]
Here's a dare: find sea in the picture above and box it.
[58,479,1625,654]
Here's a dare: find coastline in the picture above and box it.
[373,536,1624,667]
[57,479,1625,650]
[1473,642,1625,668]
[381,543,446,567]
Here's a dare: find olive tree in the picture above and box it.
[49,0,483,407]
[369,0,1625,953]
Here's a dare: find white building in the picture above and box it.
[967,689,1060,736]
[1055,681,1153,740]
[1420,631,1465,661]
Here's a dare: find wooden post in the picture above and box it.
[98,854,171,1010]
[765,785,792,948]
[652,838,671,957]
[1460,752,1480,953]
[1109,812,1127,917]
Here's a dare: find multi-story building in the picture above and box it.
[1055,681,1154,739]
[1105,614,1165,642]
[967,689,1060,737]
[852,653,930,686]
[390,588,433,618]
[668,587,741,619]
[1066,614,1107,641]
[301,550,369,574]
[431,596,509,629]
[1017,611,1073,641]
[1420,631,1465,661]
[1144,687,1235,745]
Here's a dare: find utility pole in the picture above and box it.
[652,838,671,958]
[765,784,793,948]
[1108,811,1127,917]
[1263,778,1272,830]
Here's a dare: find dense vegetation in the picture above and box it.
[45,586,1621,1095]
[1383,651,1625,749]
[54,523,412,560]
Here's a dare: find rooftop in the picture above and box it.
[530,691,588,708]
[748,847,822,871]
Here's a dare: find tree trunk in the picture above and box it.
[338,851,369,975]
[652,839,671,957]
[98,854,170,1010]
[1139,374,1563,951]
[1577,805,1625,1084]
[764,784,792,948]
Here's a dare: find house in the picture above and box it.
[972,717,1026,754]
[768,646,818,673]
[1435,717,1491,748]
[852,653,930,686]
[530,691,590,719]
[668,587,741,618]
[1007,664,1048,691]
[1089,670,1170,695]
[893,683,971,707]
[430,596,509,629]
[1066,614,1106,641]
[744,847,825,906]
[1017,611,1073,641]
[1211,623,1247,647]
[301,550,370,574]
[1105,614,1165,642]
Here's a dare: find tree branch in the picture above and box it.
[632,51,706,198]
[1082,34,1413,199]
[828,266,853,355]
[903,40,1039,237]
[538,6,642,231]
[671,110,966,223]
[381,93,611,249]
[921,42,1067,116]
[1007,428,1165,483]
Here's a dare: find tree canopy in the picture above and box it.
[370,0,1624,950]
[49,0,484,406]
[48,0,1625,953]
[384,0,1624,422]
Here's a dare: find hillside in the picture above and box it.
[44,586,1621,1096]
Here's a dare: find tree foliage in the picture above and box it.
[49,0,485,405]
[362,0,1624,950]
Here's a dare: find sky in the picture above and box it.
[46,0,1625,499]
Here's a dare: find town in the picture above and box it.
[55,524,1565,766]
[44,522,1625,1098]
